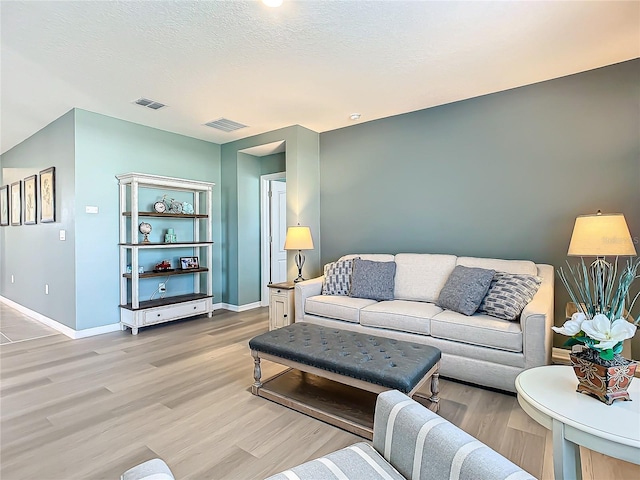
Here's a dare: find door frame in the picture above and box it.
[260,172,286,306]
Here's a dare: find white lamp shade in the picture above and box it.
[284,226,314,250]
[567,213,637,256]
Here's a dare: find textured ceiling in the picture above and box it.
[1,0,639,154]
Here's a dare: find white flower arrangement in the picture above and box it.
[555,257,639,361]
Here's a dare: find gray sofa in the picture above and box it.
[121,390,536,480]
[295,253,554,392]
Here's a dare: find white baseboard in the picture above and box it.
[0,296,121,339]
[217,301,263,312]
[552,347,571,365]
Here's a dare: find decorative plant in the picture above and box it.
[553,257,639,361]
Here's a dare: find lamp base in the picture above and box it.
[294,250,305,283]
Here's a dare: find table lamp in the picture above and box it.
[284,225,314,282]
[566,210,637,311]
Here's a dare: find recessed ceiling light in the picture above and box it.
[262,0,283,7]
[349,113,361,121]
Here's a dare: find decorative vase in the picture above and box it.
[570,349,637,405]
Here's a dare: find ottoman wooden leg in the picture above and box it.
[251,350,262,395]
[429,372,440,412]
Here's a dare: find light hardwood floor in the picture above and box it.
[1,306,638,480]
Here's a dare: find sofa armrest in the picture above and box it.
[121,459,174,480]
[373,390,535,480]
[295,276,324,322]
[520,264,555,369]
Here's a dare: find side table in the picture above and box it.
[268,282,295,330]
[515,365,640,480]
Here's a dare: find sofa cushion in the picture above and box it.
[322,258,356,296]
[478,272,542,321]
[360,300,442,335]
[394,253,458,303]
[305,295,378,323]
[456,256,537,276]
[265,442,405,480]
[350,259,397,301]
[436,266,495,315]
[430,310,523,352]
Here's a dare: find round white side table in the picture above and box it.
[515,365,640,480]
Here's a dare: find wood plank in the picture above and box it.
[119,293,212,310]
[122,267,208,278]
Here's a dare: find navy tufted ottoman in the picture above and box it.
[249,323,441,438]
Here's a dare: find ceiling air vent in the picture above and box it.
[133,98,167,110]
[204,118,248,132]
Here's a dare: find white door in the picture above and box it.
[270,180,287,284]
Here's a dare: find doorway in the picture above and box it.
[261,172,287,305]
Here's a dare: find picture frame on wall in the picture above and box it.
[39,166,56,223]
[10,181,22,226]
[0,185,8,226]
[24,175,37,225]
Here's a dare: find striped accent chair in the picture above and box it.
[121,391,536,480]
[266,390,536,480]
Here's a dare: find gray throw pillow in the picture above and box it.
[437,266,495,316]
[478,272,542,321]
[322,259,356,296]
[349,259,396,301]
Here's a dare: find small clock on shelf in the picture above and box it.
[153,201,167,213]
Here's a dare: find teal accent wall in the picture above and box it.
[74,109,222,329]
[0,110,77,328]
[221,126,320,306]
[261,152,286,174]
[319,59,640,343]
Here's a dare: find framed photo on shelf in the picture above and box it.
[0,185,8,226]
[40,166,56,223]
[24,175,37,225]
[10,181,21,226]
[180,256,199,270]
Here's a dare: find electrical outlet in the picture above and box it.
[11,275,14,283]
[159,282,166,293]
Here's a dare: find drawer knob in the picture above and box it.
[193,306,197,309]
[157,313,161,317]
[276,289,281,293]
[284,314,287,317]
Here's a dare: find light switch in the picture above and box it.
[85,206,99,214]
[59,230,66,241]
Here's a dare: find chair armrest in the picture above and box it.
[294,276,324,322]
[121,459,175,480]
[520,264,555,369]
[373,390,535,480]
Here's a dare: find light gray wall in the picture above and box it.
[0,110,77,328]
[221,125,320,306]
[319,59,640,344]
[74,109,222,329]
